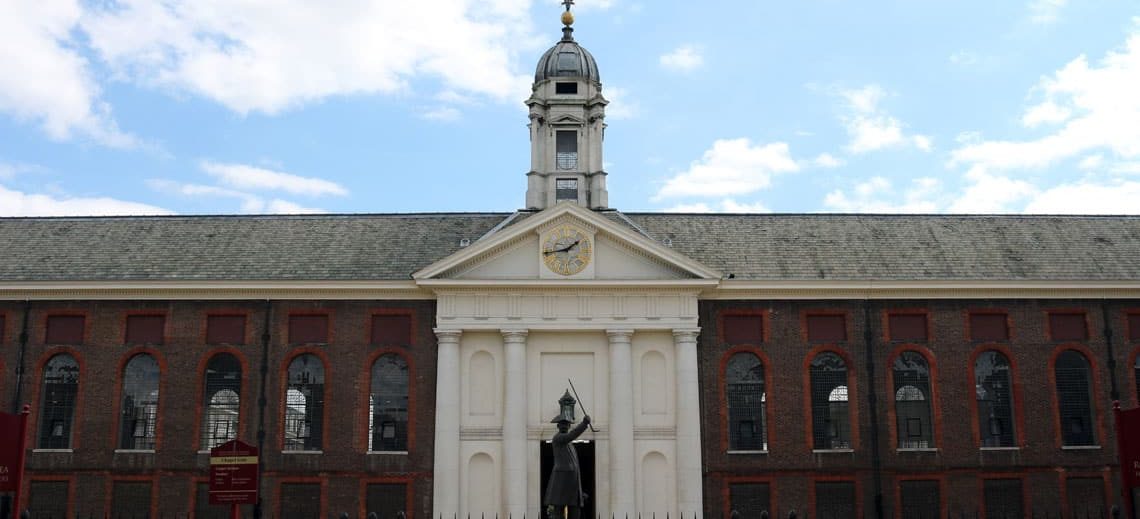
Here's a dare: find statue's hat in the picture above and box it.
[550,389,577,423]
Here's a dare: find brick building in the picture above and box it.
[2,8,1140,519]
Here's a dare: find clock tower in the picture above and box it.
[525,1,609,210]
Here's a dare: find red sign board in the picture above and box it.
[209,440,259,506]
[0,410,28,493]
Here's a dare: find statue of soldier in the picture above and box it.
[545,390,591,519]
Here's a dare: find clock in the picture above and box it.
[542,225,593,275]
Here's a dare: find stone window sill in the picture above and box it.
[727,450,768,455]
[1061,445,1101,450]
[368,451,409,455]
[812,448,855,454]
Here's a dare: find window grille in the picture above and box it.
[556,178,578,201]
[729,483,771,518]
[38,354,79,449]
[815,481,856,519]
[556,131,577,170]
[893,352,934,449]
[899,480,940,519]
[280,483,321,519]
[975,351,1016,447]
[1055,350,1096,446]
[284,354,325,451]
[195,483,252,519]
[983,479,1023,519]
[28,481,69,518]
[726,352,766,450]
[370,354,409,451]
[810,352,851,449]
[201,353,241,450]
[119,354,159,450]
[366,483,408,519]
[110,481,152,517]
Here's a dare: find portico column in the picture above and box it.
[501,329,529,519]
[607,329,636,519]
[433,329,463,519]
[673,328,703,518]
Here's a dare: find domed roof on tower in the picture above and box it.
[534,0,600,83]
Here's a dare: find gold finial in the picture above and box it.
[561,10,574,26]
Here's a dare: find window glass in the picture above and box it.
[370,354,409,451]
[38,354,79,449]
[729,483,770,519]
[201,353,241,450]
[975,351,1016,447]
[1055,350,1096,446]
[284,354,325,451]
[119,354,159,450]
[810,352,850,449]
[893,352,934,449]
[556,131,577,170]
[726,352,766,450]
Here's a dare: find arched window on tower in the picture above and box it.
[369,354,409,452]
[38,354,79,449]
[119,354,159,450]
[201,353,241,450]
[725,352,766,451]
[975,351,1016,447]
[284,354,325,451]
[893,351,934,449]
[810,352,851,450]
[1055,350,1096,446]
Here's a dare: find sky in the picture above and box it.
[2,0,1140,216]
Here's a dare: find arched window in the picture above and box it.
[975,351,1016,447]
[284,354,325,451]
[893,351,934,449]
[119,354,159,450]
[38,354,79,449]
[810,352,850,449]
[726,352,766,450]
[1055,350,1096,446]
[369,354,409,452]
[201,353,241,450]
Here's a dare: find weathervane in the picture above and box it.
[562,0,574,11]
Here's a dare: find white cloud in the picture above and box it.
[80,0,538,115]
[813,153,844,168]
[603,85,637,120]
[148,178,326,214]
[1077,155,1104,170]
[1028,0,1068,25]
[0,184,171,216]
[659,45,703,72]
[823,177,941,213]
[654,138,800,200]
[1024,179,1140,214]
[662,199,770,213]
[946,167,1037,213]
[265,199,326,214]
[952,24,1140,171]
[0,1,136,147]
[838,85,932,154]
[421,106,462,122]
[200,161,348,197]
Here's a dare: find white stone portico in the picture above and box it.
[415,204,717,519]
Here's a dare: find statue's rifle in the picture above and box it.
[566,378,597,432]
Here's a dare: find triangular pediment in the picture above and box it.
[549,114,586,125]
[413,204,721,284]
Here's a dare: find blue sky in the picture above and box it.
[2,0,1139,216]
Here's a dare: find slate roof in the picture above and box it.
[1,212,1138,282]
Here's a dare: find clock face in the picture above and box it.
[542,225,593,276]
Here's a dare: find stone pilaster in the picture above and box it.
[607,329,636,518]
[433,329,463,519]
[501,329,529,519]
[673,328,703,517]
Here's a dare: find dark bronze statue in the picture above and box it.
[545,390,591,519]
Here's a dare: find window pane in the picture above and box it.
[729,483,771,518]
[810,353,850,449]
[983,479,1023,519]
[726,352,766,450]
[893,352,934,449]
[366,483,408,519]
[815,481,856,519]
[899,480,939,519]
[556,131,577,170]
[38,354,79,449]
[284,354,325,451]
[207,315,246,345]
[370,354,409,451]
[45,315,84,344]
[120,354,159,450]
[1055,350,1096,446]
[110,481,152,517]
[125,315,164,344]
[975,351,1016,447]
[280,483,321,519]
[555,178,578,201]
[201,353,241,450]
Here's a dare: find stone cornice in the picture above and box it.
[709,280,1140,300]
[0,280,430,300]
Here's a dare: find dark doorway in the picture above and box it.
[540,440,595,519]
